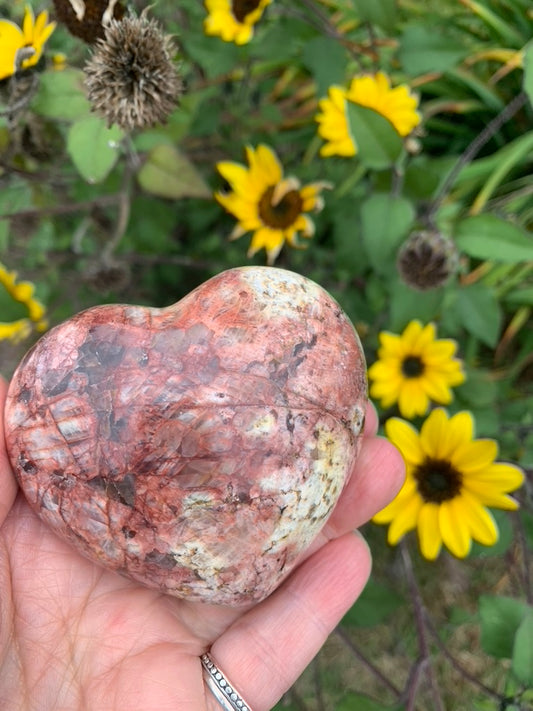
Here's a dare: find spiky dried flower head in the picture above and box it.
[397,229,458,291]
[52,0,126,43]
[83,13,182,131]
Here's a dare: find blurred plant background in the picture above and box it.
[1,0,533,708]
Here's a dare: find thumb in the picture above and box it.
[0,378,18,526]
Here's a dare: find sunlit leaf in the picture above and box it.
[512,609,533,685]
[32,69,91,121]
[480,595,528,658]
[137,145,210,200]
[67,116,124,184]
[455,214,533,263]
[347,103,403,169]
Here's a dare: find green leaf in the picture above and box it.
[512,609,533,685]
[67,116,124,183]
[342,579,404,627]
[360,194,415,273]
[389,278,445,331]
[32,69,91,121]
[470,510,514,558]
[336,692,402,711]
[346,103,403,169]
[302,36,347,98]
[524,42,533,107]
[480,595,528,658]
[398,25,466,74]
[504,287,533,306]
[351,0,398,32]
[520,510,533,551]
[137,145,210,200]
[454,283,502,347]
[455,214,533,263]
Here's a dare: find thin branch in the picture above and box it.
[335,626,402,697]
[423,610,503,702]
[0,195,122,221]
[427,91,528,222]
[401,543,446,711]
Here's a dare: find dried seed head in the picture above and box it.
[52,0,126,43]
[397,230,458,291]
[84,13,182,131]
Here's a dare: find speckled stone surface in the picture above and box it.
[5,267,367,605]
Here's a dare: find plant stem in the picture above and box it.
[401,542,446,711]
[423,610,503,702]
[335,626,401,697]
[427,91,528,222]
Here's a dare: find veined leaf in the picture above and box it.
[346,103,403,169]
[67,116,124,184]
[455,215,533,263]
[137,145,210,200]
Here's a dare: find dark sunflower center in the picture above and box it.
[258,186,303,229]
[401,355,424,378]
[232,0,262,22]
[414,458,463,503]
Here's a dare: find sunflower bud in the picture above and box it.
[83,13,182,131]
[397,229,458,291]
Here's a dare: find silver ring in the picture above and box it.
[201,652,253,711]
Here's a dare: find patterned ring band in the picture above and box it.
[201,653,254,711]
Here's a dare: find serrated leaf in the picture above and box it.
[137,145,210,200]
[480,595,528,658]
[360,194,415,273]
[512,609,533,684]
[67,116,124,183]
[32,69,91,121]
[347,103,403,169]
[454,283,502,347]
[456,215,533,263]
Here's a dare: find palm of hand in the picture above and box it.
[0,382,404,711]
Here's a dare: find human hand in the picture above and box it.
[0,376,404,711]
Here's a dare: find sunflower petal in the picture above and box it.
[417,503,442,560]
[439,498,472,558]
[385,418,424,465]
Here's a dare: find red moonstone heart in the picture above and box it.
[5,267,367,605]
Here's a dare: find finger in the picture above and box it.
[210,531,371,711]
[321,433,405,541]
[362,399,378,438]
[0,377,17,526]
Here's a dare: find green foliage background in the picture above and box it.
[1,0,533,708]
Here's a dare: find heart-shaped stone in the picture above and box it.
[5,267,367,605]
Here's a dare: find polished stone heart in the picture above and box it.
[5,267,367,605]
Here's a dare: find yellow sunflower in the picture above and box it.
[204,0,271,45]
[367,320,465,419]
[315,71,421,158]
[0,5,56,81]
[0,263,48,343]
[216,144,331,265]
[373,409,524,560]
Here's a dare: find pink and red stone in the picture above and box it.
[5,267,367,605]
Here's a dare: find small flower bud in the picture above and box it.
[397,230,458,291]
[84,13,182,131]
